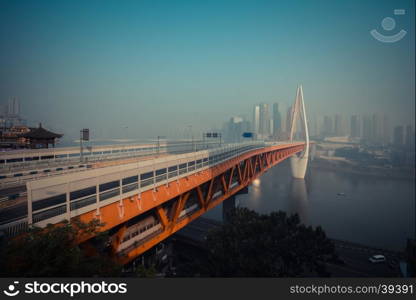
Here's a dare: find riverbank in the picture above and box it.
[311,157,415,180]
[171,217,403,277]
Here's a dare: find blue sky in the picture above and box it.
[0,0,414,140]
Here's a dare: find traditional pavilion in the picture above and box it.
[21,123,63,149]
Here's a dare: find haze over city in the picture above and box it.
[0,0,414,142]
[0,0,415,286]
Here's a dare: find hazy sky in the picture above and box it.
[0,0,414,141]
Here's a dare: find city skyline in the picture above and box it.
[2,94,414,147]
[0,0,414,141]
[224,102,414,142]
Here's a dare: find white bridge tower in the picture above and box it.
[289,85,309,179]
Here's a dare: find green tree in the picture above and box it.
[0,219,122,277]
[178,208,335,277]
[135,264,157,278]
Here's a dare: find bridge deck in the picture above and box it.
[0,141,307,262]
[0,153,172,204]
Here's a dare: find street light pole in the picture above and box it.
[157,136,160,157]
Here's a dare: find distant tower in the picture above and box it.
[405,125,412,147]
[350,115,360,138]
[362,114,372,142]
[323,115,333,137]
[334,114,343,136]
[14,97,20,116]
[393,126,404,146]
[382,114,390,145]
[225,116,244,142]
[7,98,14,115]
[289,85,309,179]
[286,106,293,139]
[258,103,271,138]
[253,105,260,136]
[371,113,384,144]
[272,102,281,139]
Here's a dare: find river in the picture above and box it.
[203,159,415,252]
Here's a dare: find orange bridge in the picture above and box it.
[2,142,307,264]
[79,142,306,263]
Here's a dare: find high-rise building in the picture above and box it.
[286,106,293,140]
[315,115,323,137]
[7,97,19,116]
[322,115,333,137]
[272,103,281,139]
[1,97,24,128]
[253,105,260,135]
[393,126,404,147]
[382,114,390,145]
[224,116,251,142]
[309,114,318,137]
[371,113,385,144]
[362,115,372,142]
[405,125,413,147]
[258,103,271,138]
[334,114,344,136]
[350,115,360,138]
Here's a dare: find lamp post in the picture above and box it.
[202,132,206,149]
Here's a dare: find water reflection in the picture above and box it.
[203,159,414,251]
[288,179,309,224]
[251,178,262,200]
[252,179,261,187]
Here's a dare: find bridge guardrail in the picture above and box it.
[0,141,222,189]
[0,141,303,236]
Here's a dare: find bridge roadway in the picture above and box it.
[0,153,172,206]
[0,141,306,263]
[0,153,174,228]
[0,141,218,190]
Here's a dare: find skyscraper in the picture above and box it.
[316,115,324,137]
[323,115,333,137]
[2,97,24,128]
[334,114,344,136]
[258,103,271,138]
[286,106,293,140]
[253,105,260,136]
[350,115,360,138]
[272,103,281,139]
[225,116,251,142]
[405,125,413,147]
[393,126,404,147]
[371,113,384,144]
[382,114,390,145]
[309,114,318,137]
[7,97,19,116]
[362,114,372,142]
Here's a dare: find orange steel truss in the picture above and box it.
[77,143,306,264]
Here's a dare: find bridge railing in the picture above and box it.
[2,141,278,234]
[0,141,224,189]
